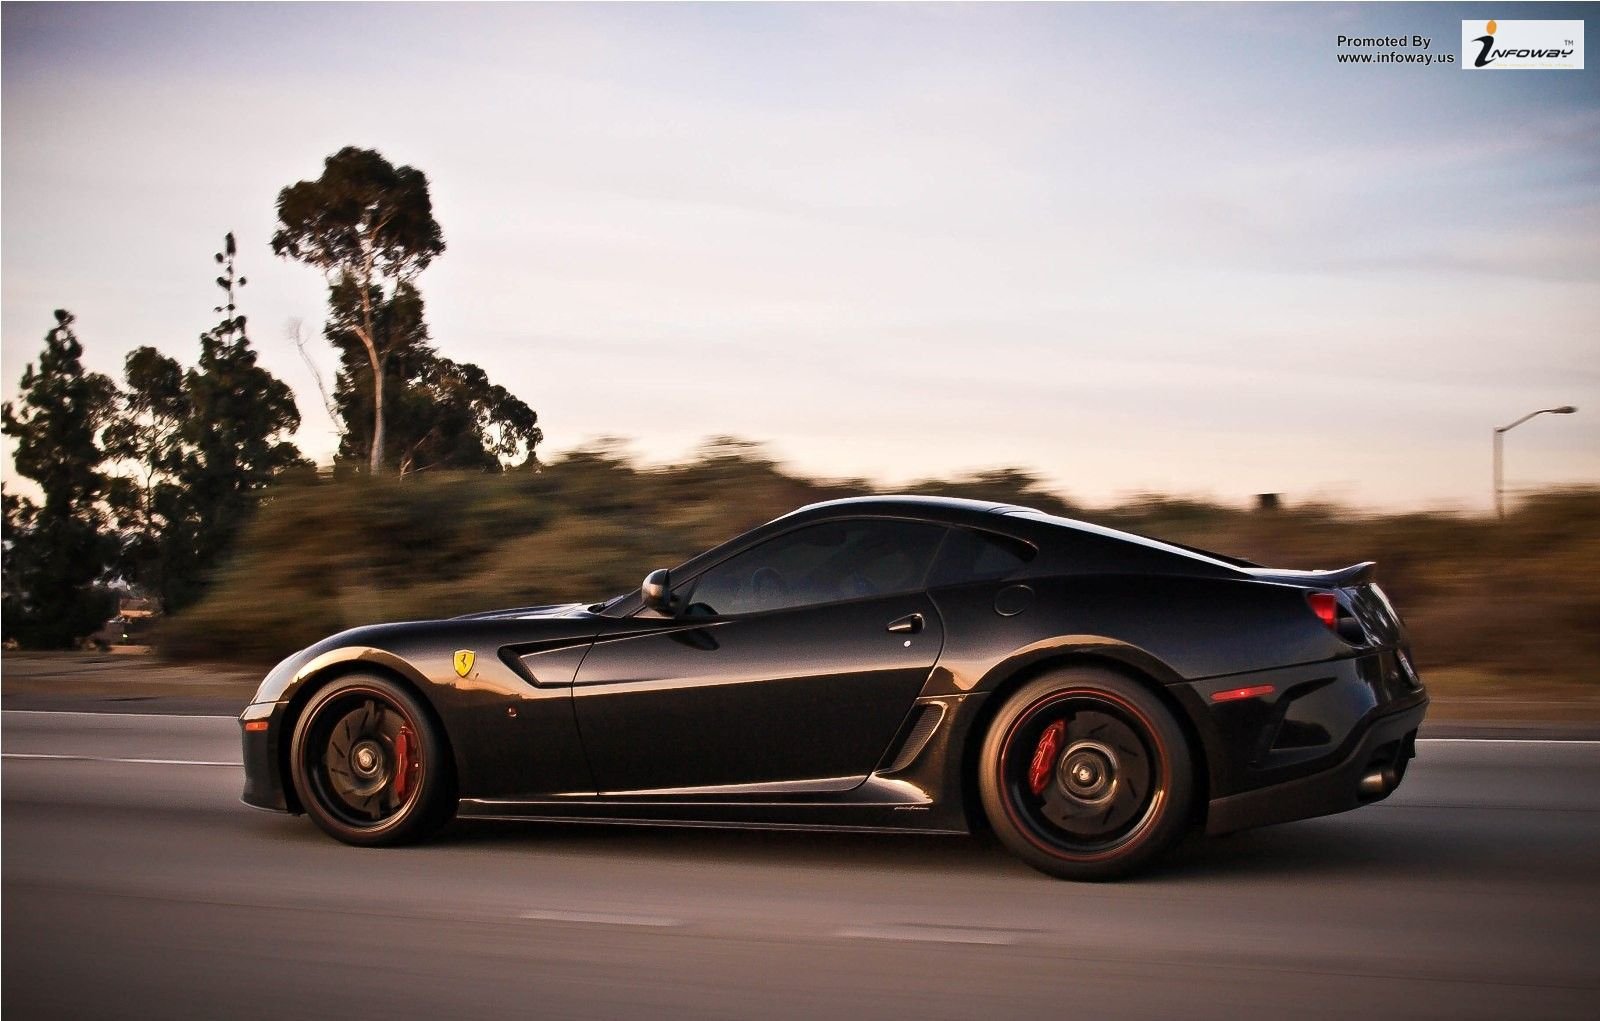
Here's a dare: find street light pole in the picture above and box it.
[1494,405,1578,519]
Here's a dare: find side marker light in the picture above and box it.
[1210,684,1276,704]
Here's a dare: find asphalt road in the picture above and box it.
[4,711,1598,1020]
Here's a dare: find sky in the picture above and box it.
[3,2,1597,511]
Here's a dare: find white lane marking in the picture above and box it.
[1,753,240,767]
[837,923,1022,946]
[1418,738,1600,746]
[518,909,681,928]
[2,710,238,720]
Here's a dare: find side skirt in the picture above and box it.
[456,774,969,834]
[454,810,967,836]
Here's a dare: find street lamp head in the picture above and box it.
[1494,405,1578,518]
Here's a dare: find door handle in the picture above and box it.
[887,613,924,635]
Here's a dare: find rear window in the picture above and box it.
[928,528,1035,587]
[1004,509,1248,572]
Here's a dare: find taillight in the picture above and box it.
[1307,591,1339,631]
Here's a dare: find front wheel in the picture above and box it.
[979,667,1193,880]
[289,673,454,846]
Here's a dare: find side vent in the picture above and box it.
[884,703,947,773]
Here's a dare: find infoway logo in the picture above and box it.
[1462,19,1584,69]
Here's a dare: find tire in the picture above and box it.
[979,667,1193,880]
[288,673,455,846]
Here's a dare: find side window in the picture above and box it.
[679,519,947,616]
[928,528,1035,587]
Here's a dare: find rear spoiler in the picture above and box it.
[1241,561,1376,588]
[1322,561,1377,587]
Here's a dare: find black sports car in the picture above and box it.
[241,496,1427,879]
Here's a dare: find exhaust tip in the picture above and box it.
[1358,769,1389,799]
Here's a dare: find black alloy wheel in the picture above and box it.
[289,673,453,846]
[979,667,1193,880]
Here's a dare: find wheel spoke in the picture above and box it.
[332,716,354,758]
[1065,710,1109,742]
[1104,775,1142,825]
[1040,790,1103,832]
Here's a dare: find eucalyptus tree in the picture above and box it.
[324,281,543,473]
[272,148,445,473]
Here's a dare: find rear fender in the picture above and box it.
[971,635,1185,692]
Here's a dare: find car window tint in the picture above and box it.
[682,519,947,616]
[928,527,1036,587]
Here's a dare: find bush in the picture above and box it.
[157,445,1600,689]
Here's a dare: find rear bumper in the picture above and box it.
[1205,698,1426,835]
[239,701,294,813]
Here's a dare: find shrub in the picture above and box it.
[157,447,1599,689]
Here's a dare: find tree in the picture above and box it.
[324,276,433,468]
[2,487,39,639]
[182,233,308,594]
[460,364,543,469]
[102,345,189,608]
[272,147,445,473]
[324,281,542,473]
[1,310,118,647]
[391,356,543,473]
[99,234,309,613]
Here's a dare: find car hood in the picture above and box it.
[450,602,592,621]
[249,604,605,706]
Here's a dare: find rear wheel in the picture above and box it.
[979,667,1193,880]
[289,674,453,846]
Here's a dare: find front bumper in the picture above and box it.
[240,700,295,813]
[1205,698,1426,835]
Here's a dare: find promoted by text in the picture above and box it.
[1336,35,1454,67]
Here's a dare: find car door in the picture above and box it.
[572,518,948,794]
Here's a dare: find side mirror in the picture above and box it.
[641,569,673,614]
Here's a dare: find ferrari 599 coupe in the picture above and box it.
[241,496,1427,879]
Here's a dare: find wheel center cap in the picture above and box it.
[351,740,383,778]
[1058,740,1117,803]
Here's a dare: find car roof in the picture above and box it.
[785,496,1247,574]
[780,495,1025,522]
[602,494,1245,616]
[648,496,1030,598]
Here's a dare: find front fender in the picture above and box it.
[253,642,436,708]
[246,616,602,801]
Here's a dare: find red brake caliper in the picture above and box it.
[392,726,413,801]
[1028,720,1065,796]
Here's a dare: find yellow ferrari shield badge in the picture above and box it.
[453,650,476,678]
